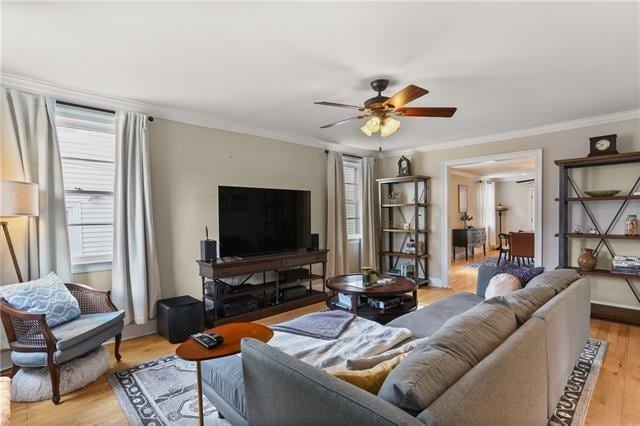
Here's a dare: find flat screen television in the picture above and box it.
[218,186,311,258]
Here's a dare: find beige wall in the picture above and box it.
[148,119,327,299]
[495,181,535,233]
[376,118,640,309]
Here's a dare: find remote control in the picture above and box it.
[190,332,224,349]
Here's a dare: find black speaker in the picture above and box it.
[200,239,217,261]
[310,233,319,251]
[157,296,203,343]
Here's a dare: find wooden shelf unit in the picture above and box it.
[377,175,430,286]
[555,233,640,240]
[197,250,328,326]
[555,151,640,324]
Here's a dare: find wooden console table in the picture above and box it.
[452,228,486,261]
[197,249,328,326]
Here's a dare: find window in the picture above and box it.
[55,103,116,271]
[344,157,362,240]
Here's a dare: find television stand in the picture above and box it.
[197,249,328,326]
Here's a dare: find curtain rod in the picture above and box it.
[324,149,362,159]
[56,100,155,122]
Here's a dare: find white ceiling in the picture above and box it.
[450,156,535,180]
[2,2,639,153]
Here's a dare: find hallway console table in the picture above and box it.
[452,228,487,261]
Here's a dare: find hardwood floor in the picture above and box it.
[7,251,640,425]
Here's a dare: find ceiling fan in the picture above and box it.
[315,79,457,138]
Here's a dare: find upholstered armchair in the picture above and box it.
[0,283,124,404]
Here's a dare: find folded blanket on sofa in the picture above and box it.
[271,310,355,340]
[269,315,413,371]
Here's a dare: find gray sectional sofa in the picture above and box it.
[202,267,590,425]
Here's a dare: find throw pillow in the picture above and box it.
[526,269,580,294]
[378,301,517,413]
[496,261,545,284]
[485,273,522,299]
[0,272,81,327]
[331,352,409,394]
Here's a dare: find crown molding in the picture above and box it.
[380,108,640,158]
[448,169,480,179]
[0,73,373,157]
[5,73,636,160]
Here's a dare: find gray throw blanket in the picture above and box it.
[271,310,355,340]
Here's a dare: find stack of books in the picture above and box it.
[612,256,640,276]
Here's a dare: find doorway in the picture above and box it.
[441,149,543,286]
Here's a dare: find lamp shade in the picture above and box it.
[495,203,509,212]
[0,180,39,217]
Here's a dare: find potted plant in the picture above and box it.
[460,212,473,229]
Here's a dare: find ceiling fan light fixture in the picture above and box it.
[380,117,401,138]
[361,116,381,137]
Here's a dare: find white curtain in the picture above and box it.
[361,157,379,271]
[326,151,348,277]
[476,180,497,248]
[112,111,161,325]
[0,88,71,282]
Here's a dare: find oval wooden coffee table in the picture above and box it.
[326,274,418,324]
[176,322,273,426]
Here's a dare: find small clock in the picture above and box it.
[588,134,618,157]
[398,156,411,177]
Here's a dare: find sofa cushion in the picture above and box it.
[494,286,556,325]
[52,311,125,350]
[0,272,80,327]
[485,273,522,299]
[526,269,580,294]
[12,322,124,367]
[201,354,247,417]
[379,300,518,413]
[386,292,483,338]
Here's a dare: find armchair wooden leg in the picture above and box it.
[115,333,122,361]
[48,363,61,405]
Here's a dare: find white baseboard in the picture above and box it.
[428,277,447,288]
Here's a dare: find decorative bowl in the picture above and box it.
[584,190,621,197]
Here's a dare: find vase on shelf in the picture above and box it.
[577,248,597,272]
[625,214,639,236]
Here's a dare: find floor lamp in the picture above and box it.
[1,180,39,283]
[496,203,508,235]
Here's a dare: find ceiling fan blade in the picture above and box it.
[394,107,457,118]
[319,115,368,128]
[383,85,429,108]
[314,101,365,111]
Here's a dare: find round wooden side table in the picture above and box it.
[176,322,274,426]
[326,274,418,324]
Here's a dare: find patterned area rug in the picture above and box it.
[549,339,607,426]
[107,355,229,425]
[463,256,500,268]
[108,338,606,426]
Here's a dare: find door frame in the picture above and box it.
[441,149,543,287]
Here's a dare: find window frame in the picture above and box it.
[55,102,116,273]
[343,157,363,241]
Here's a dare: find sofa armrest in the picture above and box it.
[241,338,422,426]
[476,265,497,298]
[65,283,117,314]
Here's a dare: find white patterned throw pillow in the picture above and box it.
[485,273,522,299]
[0,272,81,327]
